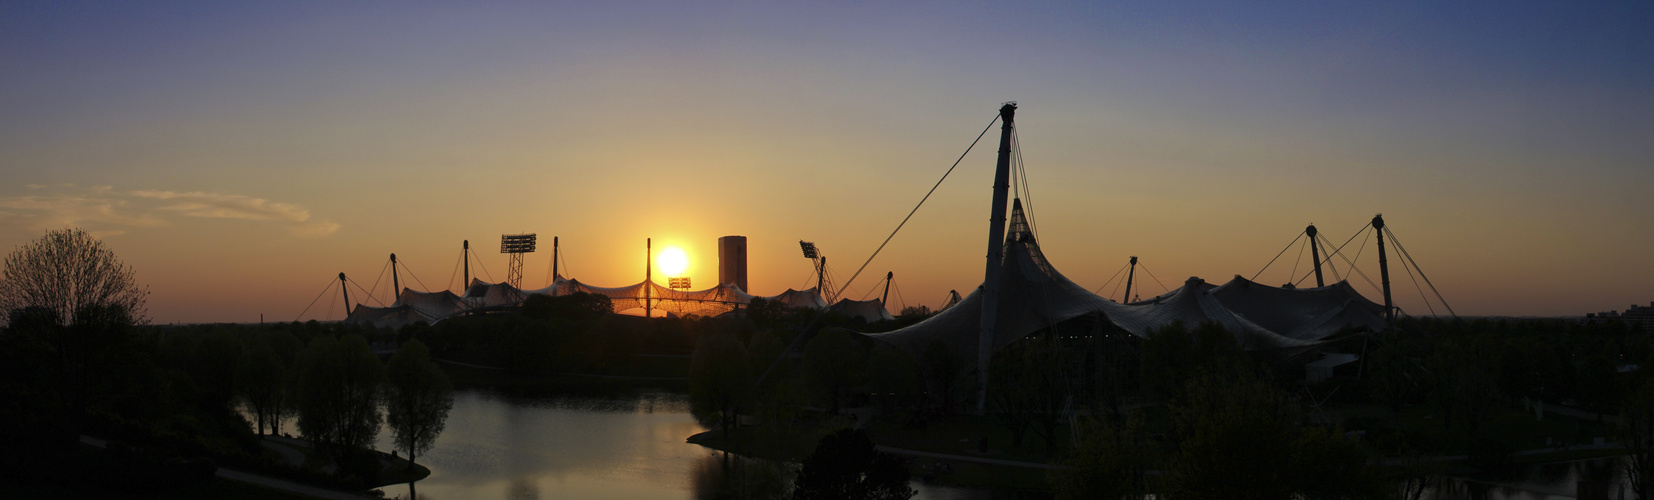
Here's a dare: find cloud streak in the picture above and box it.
[0,185,339,239]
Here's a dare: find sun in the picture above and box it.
[658,247,689,277]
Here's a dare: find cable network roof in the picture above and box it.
[864,200,1383,362]
[346,273,840,329]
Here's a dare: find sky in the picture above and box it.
[1,1,1650,323]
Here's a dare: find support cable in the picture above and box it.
[1385,226,1456,317]
[366,258,392,305]
[1011,128,1041,241]
[448,250,464,292]
[1288,234,1308,286]
[294,276,339,322]
[1317,234,1345,282]
[858,275,888,301]
[1252,232,1305,282]
[470,251,495,283]
[348,277,387,307]
[759,111,1000,390]
[1137,262,1171,295]
[837,114,1000,302]
[1301,223,1381,292]
[1091,262,1131,295]
[1392,234,1438,316]
[325,287,337,321]
[398,260,433,294]
[559,249,572,281]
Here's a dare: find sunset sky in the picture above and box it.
[2,1,1650,323]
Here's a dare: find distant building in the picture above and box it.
[1587,301,1654,333]
[718,236,748,292]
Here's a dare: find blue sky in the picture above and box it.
[2,1,1650,322]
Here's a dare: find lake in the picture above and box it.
[369,388,999,500]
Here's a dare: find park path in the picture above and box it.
[80,435,377,500]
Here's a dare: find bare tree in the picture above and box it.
[1,227,148,445]
[1,227,148,327]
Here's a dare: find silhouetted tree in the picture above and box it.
[919,339,964,416]
[1138,322,1249,401]
[1163,373,1295,500]
[988,337,1068,451]
[792,429,913,500]
[802,328,867,414]
[691,330,749,436]
[384,339,454,470]
[1052,413,1148,500]
[1,227,148,328]
[864,344,920,421]
[297,335,383,454]
[236,341,287,436]
[1620,378,1654,499]
[0,228,148,447]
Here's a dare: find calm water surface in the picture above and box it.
[371,388,995,500]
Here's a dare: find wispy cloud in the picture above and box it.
[130,190,315,223]
[0,185,339,239]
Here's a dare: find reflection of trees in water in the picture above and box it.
[691,451,793,500]
[468,386,692,414]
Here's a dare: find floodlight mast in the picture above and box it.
[500,234,537,289]
[799,241,826,302]
[977,102,1016,415]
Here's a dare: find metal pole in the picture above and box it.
[882,271,893,310]
[818,256,827,303]
[646,238,652,318]
[1123,256,1138,303]
[1307,225,1325,287]
[977,102,1016,415]
[390,253,401,300]
[552,236,560,287]
[463,240,470,290]
[339,272,351,316]
[1372,215,1394,323]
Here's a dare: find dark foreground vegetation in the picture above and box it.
[9,227,1654,500]
[0,228,447,498]
[674,289,1654,499]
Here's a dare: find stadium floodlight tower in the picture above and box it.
[799,241,830,302]
[501,234,537,289]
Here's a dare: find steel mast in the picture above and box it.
[977,102,1016,415]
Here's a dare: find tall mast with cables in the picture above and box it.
[977,102,1016,415]
[552,236,559,292]
[339,272,351,316]
[1372,215,1394,323]
[1307,225,1325,288]
[390,253,401,299]
[882,271,893,309]
[463,240,470,290]
[1123,256,1138,303]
